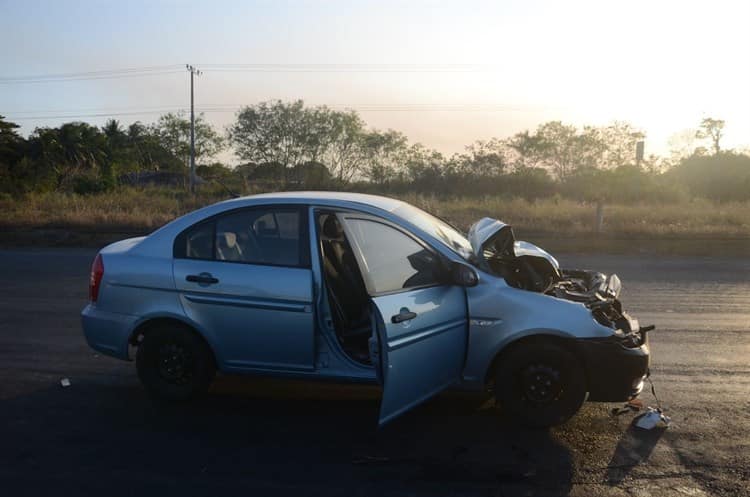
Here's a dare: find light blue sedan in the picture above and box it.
[82,192,650,427]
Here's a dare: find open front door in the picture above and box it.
[338,214,468,425]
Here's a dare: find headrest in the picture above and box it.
[219,231,237,248]
[322,216,343,239]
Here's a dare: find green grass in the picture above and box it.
[2,188,750,239]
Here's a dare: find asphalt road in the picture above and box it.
[0,248,748,496]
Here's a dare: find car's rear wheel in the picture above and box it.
[494,342,587,428]
[136,324,215,401]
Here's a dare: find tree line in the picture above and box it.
[1,100,748,202]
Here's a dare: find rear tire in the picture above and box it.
[136,324,215,401]
[494,342,587,428]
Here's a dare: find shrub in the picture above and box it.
[667,153,750,201]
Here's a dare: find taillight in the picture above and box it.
[89,253,104,302]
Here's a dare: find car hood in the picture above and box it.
[467,217,560,271]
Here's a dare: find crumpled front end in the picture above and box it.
[466,217,652,401]
[551,269,651,401]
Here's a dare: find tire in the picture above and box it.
[136,324,215,401]
[494,342,587,428]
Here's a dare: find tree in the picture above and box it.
[668,128,700,163]
[0,115,27,192]
[124,122,180,173]
[0,115,24,164]
[454,138,508,177]
[319,109,370,183]
[229,100,324,171]
[152,112,224,174]
[587,121,645,169]
[506,121,604,179]
[26,122,109,190]
[230,100,408,184]
[669,152,750,201]
[360,129,409,184]
[696,117,725,155]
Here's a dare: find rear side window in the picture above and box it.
[174,206,309,267]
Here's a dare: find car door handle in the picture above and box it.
[185,273,219,285]
[391,310,417,323]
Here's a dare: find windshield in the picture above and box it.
[393,203,473,261]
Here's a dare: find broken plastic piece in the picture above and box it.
[634,407,671,430]
[611,398,645,417]
[60,378,71,387]
[626,398,644,410]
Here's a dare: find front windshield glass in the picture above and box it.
[393,203,473,261]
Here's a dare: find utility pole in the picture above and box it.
[186,64,202,193]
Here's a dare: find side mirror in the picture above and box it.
[450,262,479,287]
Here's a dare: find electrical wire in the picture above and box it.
[0,65,185,84]
[0,70,184,84]
[0,63,497,84]
[5,103,534,120]
[6,109,188,120]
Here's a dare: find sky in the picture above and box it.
[1,0,748,164]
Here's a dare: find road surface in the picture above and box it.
[0,248,748,496]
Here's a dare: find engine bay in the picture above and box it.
[469,218,651,347]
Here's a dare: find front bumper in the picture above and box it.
[576,334,650,402]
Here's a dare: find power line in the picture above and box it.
[6,109,188,120]
[0,63,497,84]
[4,104,536,120]
[0,70,184,85]
[0,64,183,80]
[201,63,496,73]
[7,104,189,115]
[0,65,185,84]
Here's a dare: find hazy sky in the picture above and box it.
[1,0,748,163]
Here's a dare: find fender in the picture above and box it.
[127,311,223,365]
[477,327,580,385]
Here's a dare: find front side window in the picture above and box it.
[344,218,442,294]
[175,207,308,267]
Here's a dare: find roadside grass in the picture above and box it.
[401,193,750,236]
[2,188,750,238]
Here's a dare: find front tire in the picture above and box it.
[494,342,587,428]
[136,324,215,401]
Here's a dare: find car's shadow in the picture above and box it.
[0,375,575,496]
[606,422,666,485]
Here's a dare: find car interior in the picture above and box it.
[317,212,373,365]
[182,209,302,267]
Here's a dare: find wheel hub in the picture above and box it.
[520,364,562,403]
[158,343,193,384]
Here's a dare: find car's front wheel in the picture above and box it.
[136,324,215,401]
[494,342,587,428]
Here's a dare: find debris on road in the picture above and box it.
[634,407,671,430]
[610,399,644,417]
[60,378,71,387]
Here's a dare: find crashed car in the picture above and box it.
[81,192,650,427]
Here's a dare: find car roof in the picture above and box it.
[218,191,406,212]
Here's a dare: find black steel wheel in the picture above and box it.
[136,323,215,401]
[494,342,587,428]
